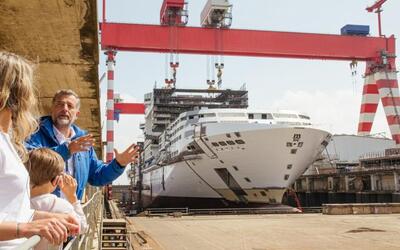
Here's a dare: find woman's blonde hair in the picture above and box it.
[0,51,38,162]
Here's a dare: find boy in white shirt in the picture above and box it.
[26,148,88,250]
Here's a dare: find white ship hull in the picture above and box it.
[139,122,330,207]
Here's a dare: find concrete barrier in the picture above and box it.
[322,203,400,215]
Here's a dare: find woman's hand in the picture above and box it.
[19,218,69,245]
[32,211,80,239]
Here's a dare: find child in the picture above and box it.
[26,148,88,250]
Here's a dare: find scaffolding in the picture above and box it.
[147,88,248,134]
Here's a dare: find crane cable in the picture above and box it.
[350,60,358,94]
[165,24,179,89]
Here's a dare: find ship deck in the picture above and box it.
[127,213,400,250]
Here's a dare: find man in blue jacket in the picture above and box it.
[26,89,139,200]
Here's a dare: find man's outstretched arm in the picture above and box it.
[87,144,139,186]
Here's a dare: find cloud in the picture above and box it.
[270,89,390,136]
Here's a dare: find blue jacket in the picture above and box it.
[26,116,125,199]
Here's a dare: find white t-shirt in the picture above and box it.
[0,132,35,249]
[30,193,88,250]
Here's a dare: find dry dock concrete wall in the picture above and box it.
[0,0,102,155]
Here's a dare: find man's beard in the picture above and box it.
[55,116,74,127]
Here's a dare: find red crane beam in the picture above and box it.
[114,103,145,114]
[101,23,395,66]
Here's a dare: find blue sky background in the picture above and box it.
[97,0,400,184]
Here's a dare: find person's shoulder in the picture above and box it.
[28,116,54,140]
[38,116,53,128]
[52,196,75,213]
[0,132,9,146]
[30,193,57,211]
[29,116,53,135]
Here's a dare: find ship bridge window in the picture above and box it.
[244,177,251,183]
[211,142,219,147]
[235,139,245,144]
[280,121,302,126]
[218,113,246,117]
[273,113,298,119]
[226,140,235,145]
[248,113,254,119]
[261,113,273,119]
[218,141,227,146]
[299,114,310,120]
[204,113,216,118]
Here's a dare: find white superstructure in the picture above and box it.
[132,88,330,207]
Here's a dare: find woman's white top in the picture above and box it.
[0,132,35,249]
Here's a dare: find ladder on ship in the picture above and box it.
[101,219,129,250]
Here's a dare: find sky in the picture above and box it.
[97,0,400,184]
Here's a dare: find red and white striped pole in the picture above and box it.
[357,62,380,136]
[106,50,116,162]
[376,70,400,144]
[105,50,116,200]
[358,61,400,145]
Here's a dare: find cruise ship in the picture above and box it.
[132,87,331,208]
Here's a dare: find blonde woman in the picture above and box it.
[0,51,79,249]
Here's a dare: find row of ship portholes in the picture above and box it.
[211,139,246,147]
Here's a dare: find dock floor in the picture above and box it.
[128,213,400,250]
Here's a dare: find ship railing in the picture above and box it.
[14,189,103,250]
[189,207,299,215]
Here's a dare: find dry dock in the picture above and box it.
[127,214,400,250]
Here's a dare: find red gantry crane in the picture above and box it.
[100,0,398,198]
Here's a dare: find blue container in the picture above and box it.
[340,24,370,36]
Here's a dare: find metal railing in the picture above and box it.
[143,206,301,216]
[64,190,103,250]
[14,190,103,250]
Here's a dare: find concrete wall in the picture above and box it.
[0,0,102,155]
[324,135,395,163]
